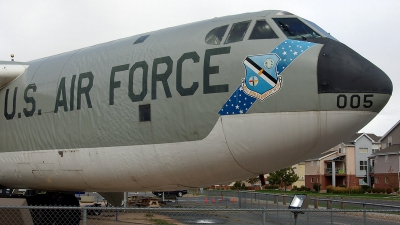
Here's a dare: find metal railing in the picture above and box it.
[325,168,346,174]
[205,190,400,210]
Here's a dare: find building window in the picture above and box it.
[359,179,367,185]
[372,148,379,153]
[338,148,342,153]
[317,161,320,166]
[388,136,392,147]
[385,155,388,162]
[359,148,368,153]
[382,143,386,149]
[311,161,313,166]
[375,156,379,162]
[385,177,388,184]
[311,178,314,183]
[360,161,367,170]
[139,104,151,122]
[375,178,379,184]
[317,178,319,183]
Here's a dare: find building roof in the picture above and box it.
[379,120,400,142]
[305,151,337,161]
[344,133,381,145]
[325,155,346,161]
[370,144,400,156]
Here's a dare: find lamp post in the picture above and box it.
[289,194,310,225]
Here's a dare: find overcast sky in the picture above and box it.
[1,0,399,136]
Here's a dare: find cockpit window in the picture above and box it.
[224,20,251,44]
[273,18,321,39]
[205,25,228,45]
[134,35,150,44]
[249,20,278,40]
[304,19,337,41]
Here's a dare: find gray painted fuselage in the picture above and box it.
[0,10,392,191]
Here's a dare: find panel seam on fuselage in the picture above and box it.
[220,116,256,174]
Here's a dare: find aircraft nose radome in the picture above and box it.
[311,38,392,95]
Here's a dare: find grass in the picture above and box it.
[255,189,399,201]
[149,218,177,225]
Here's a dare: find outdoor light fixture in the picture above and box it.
[289,194,310,224]
[289,194,310,209]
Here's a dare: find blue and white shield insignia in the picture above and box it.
[242,53,282,101]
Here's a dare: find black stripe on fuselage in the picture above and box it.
[245,57,277,84]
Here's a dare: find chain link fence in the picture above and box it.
[1,190,400,224]
[1,205,400,225]
[204,190,400,211]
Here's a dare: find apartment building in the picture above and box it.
[368,120,400,191]
[305,133,380,190]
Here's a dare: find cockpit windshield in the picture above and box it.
[273,18,321,39]
[205,25,229,45]
[304,19,337,41]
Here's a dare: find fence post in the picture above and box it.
[327,197,331,209]
[225,191,228,207]
[273,194,278,204]
[262,208,266,225]
[276,195,279,220]
[83,208,87,225]
[283,195,286,205]
[251,192,253,208]
[330,202,333,225]
[314,196,318,209]
[238,191,242,208]
[341,198,345,209]
[363,203,366,225]
[245,192,247,208]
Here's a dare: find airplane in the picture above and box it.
[0,9,392,210]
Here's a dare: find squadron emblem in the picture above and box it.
[242,54,282,101]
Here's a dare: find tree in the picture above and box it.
[267,167,299,193]
[232,181,244,190]
[247,177,260,187]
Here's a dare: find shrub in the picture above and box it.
[264,185,279,190]
[366,188,372,193]
[292,185,298,191]
[361,185,370,192]
[305,188,312,192]
[394,187,399,192]
[386,188,392,194]
[313,183,321,192]
[326,185,363,194]
[338,184,346,188]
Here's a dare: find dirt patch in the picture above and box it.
[85,212,184,225]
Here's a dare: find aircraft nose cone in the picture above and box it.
[313,38,392,95]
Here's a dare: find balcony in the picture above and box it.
[369,166,374,173]
[325,168,346,175]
